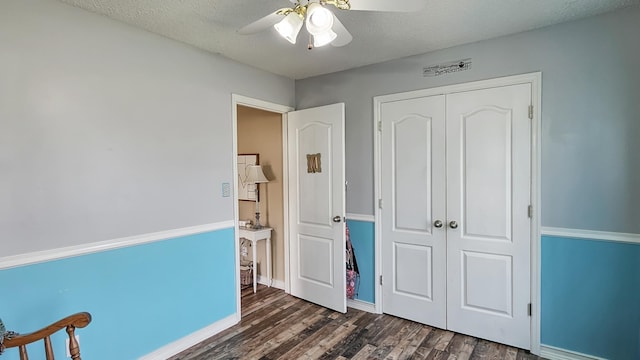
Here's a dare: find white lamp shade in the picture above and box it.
[306,3,334,35]
[245,165,269,184]
[274,12,303,44]
[313,29,338,47]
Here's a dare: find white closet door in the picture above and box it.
[380,95,447,328]
[446,84,532,349]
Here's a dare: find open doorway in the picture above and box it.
[237,105,284,291]
[232,95,293,316]
[232,96,348,316]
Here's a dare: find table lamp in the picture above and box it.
[245,165,270,229]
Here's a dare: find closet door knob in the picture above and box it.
[449,221,458,229]
[332,216,342,223]
[434,220,443,228]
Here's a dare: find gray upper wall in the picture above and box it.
[0,0,294,256]
[295,6,640,234]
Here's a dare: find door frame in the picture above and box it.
[232,94,294,318]
[373,72,542,354]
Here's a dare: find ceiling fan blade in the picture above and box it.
[347,0,425,12]
[238,11,285,35]
[331,14,352,47]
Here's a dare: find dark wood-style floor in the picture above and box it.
[170,285,543,360]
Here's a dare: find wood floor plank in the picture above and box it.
[277,308,365,360]
[444,333,478,360]
[433,330,455,351]
[469,339,507,360]
[427,349,452,360]
[371,320,422,359]
[245,309,328,359]
[396,325,432,360]
[369,324,409,358]
[302,321,361,358]
[351,344,378,360]
[516,349,540,360]
[170,286,545,360]
[383,321,424,359]
[338,312,395,358]
[504,347,518,360]
[238,306,328,358]
[258,308,336,360]
[491,344,509,360]
[180,299,312,359]
[265,309,344,359]
[369,315,406,347]
[317,312,380,359]
[413,327,452,359]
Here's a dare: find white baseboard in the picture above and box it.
[257,275,286,290]
[1,221,235,270]
[541,227,640,245]
[540,345,605,360]
[347,299,376,313]
[139,313,239,360]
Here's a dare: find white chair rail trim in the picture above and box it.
[0,220,235,270]
[541,227,640,245]
[346,213,375,222]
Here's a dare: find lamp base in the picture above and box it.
[253,212,264,229]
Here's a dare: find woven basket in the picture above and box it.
[240,266,253,286]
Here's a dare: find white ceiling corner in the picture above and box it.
[59,0,640,79]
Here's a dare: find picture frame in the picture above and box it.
[237,153,259,201]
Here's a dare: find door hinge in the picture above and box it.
[379,275,383,285]
[378,199,383,209]
[528,303,532,316]
[377,121,382,132]
[528,105,533,120]
[528,205,533,218]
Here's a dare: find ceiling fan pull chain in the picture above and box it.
[308,34,314,50]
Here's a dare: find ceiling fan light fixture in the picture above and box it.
[305,2,334,35]
[274,12,304,44]
[313,29,338,47]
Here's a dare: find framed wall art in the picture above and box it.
[237,154,259,201]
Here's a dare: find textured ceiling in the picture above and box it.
[60,0,639,79]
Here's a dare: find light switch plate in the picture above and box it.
[222,182,231,197]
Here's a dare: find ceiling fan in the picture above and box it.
[238,0,425,49]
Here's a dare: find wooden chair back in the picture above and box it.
[3,312,91,360]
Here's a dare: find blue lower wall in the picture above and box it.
[541,235,640,360]
[347,219,375,304]
[0,228,236,359]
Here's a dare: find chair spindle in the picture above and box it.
[67,325,81,359]
[19,344,28,360]
[44,335,54,359]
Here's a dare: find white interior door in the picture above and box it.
[380,95,447,328]
[287,103,346,313]
[446,84,531,349]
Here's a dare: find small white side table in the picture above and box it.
[239,226,273,293]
